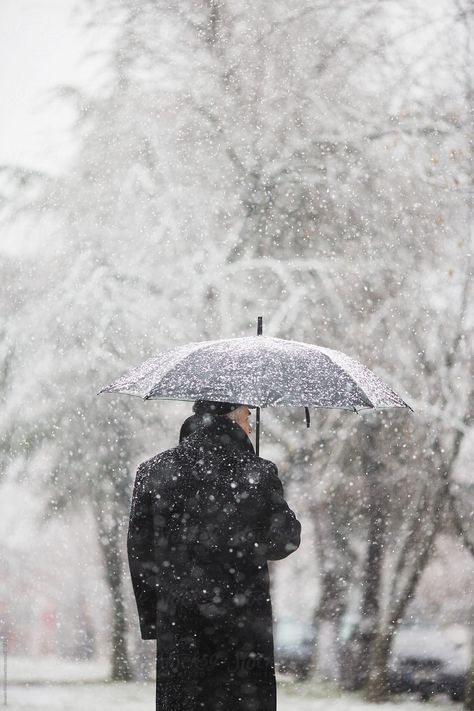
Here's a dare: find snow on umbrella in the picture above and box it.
[98,322,411,454]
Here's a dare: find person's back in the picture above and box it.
[128,405,302,711]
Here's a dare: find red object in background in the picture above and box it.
[39,605,56,656]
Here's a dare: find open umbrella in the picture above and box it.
[99,318,411,455]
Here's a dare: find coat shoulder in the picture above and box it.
[232,453,278,488]
[256,457,278,475]
[136,448,180,486]
[246,455,277,477]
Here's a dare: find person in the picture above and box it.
[127,399,302,711]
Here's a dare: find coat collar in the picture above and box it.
[179,413,255,456]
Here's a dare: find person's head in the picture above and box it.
[191,400,252,436]
[225,405,252,436]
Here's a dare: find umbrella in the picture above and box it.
[99,318,411,455]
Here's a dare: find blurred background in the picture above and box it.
[1,0,473,707]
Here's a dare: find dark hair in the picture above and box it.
[192,400,242,416]
[179,415,203,442]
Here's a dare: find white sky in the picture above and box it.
[0,0,104,174]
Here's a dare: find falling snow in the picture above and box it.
[0,0,473,709]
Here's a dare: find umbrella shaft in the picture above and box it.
[256,407,260,457]
[256,316,262,456]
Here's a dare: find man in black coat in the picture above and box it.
[127,400,302,711]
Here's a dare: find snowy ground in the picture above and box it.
[3,657,459,710]
[5,681,459,711]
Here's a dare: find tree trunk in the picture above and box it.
[366,628,394,702]
[96,505,133,681]
[348,419,386,689]
[310,570,345,680]
[464,629,474,710]
[363,444,458,703]
[309,501,351,682]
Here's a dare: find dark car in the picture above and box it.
[274,618,315,680]
[389,624,469,701]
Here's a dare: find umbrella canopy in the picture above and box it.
[99,335,409,413]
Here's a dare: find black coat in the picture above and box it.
[127,415,302,711]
